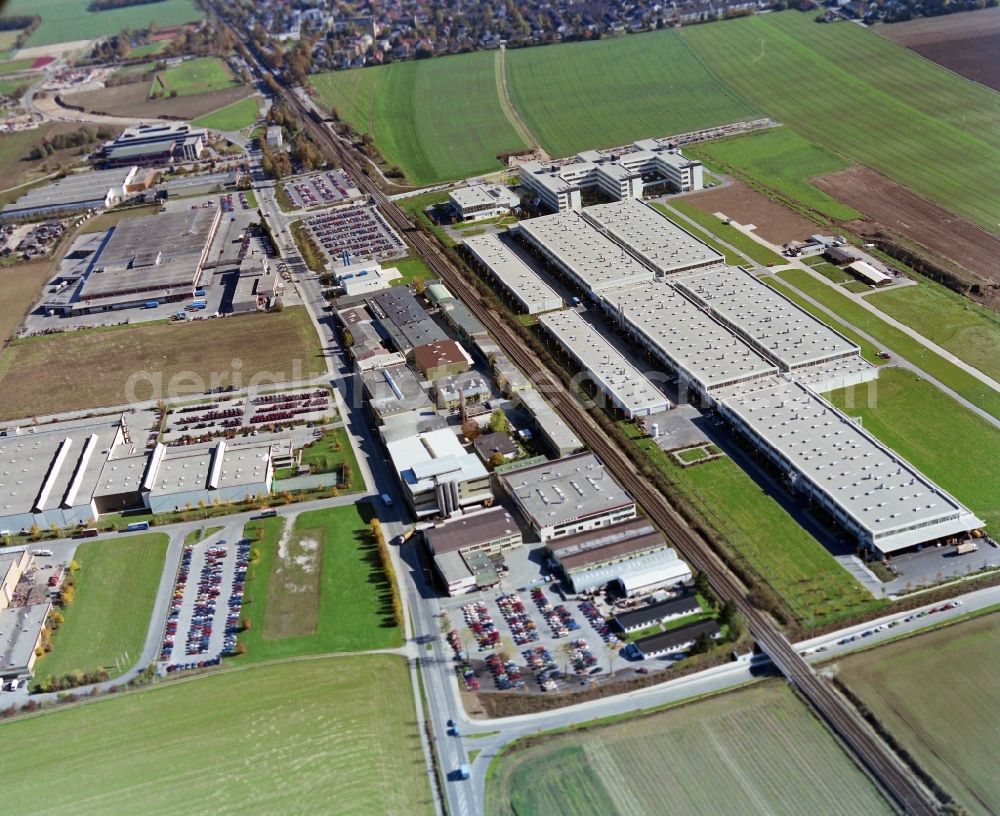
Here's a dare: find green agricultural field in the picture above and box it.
[681,12,1000,233]
[687,128,863,221]
[237,504,401,662]
[664,200,785,266]
[113,61,155,79]
[129,40,168,58]
[312,51,528,184]
[505,29,758,157]
[151,56,239,98]
[0,58,35,75]
[838,611,1000,815]
[33,534,168,685]
[624,425,884,628]
[764,277,887,365]
[3,0,203,47]
[866,281,1000,384]
[0,75,34,97]
[488,682,893,816]
[776,268,1000,419]
[192,96,259,131]
[2,656,434,816]
[826,368,999,531]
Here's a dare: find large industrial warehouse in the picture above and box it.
[462,233,564,314]
[538,309,669,419]
[509,199,983,556]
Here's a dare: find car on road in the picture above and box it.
[381,493,393,506]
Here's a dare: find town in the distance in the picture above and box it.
[0,0,997,814]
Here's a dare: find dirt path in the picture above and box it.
[494,44,547,160]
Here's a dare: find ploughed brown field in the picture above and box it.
[61,83,250,121]
[876,8,1000,91]
[682,178,816,244]
[814,166,1000,285]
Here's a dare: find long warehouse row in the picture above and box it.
[464,198,983,557]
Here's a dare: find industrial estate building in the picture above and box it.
[519,142,703,213]
[1,166,141,221]
[508,197,982,556]
[424,507,523,595]
[611,591,701,634]
[447,184,520,222]
[0,548,31,610]
[629,619,720,660]
[462,233,564,314]
[334,259,402,296]
[99,122,207,166]
[499,453,635,542]
[538,309,669,419]
[0,601,51,680]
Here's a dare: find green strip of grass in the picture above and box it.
[390,255,434,287]
[33,533,169,685]
[667,200,785,266]
[825,368,999,531]
[191,96,259,131]
[777,268,1000,420]
[622,424,886,628]
[650,203,748,266]
[237,503,401,662]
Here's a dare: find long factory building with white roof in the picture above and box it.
[538,309,670,418]
[510,200,981,554]
[462,233,564,314]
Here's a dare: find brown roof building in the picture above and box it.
[412,339,471,380]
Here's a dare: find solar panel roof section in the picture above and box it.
[602,280,778,393]
[674,266,860,370]
[514,210,655,293]
[582,198,725,274]
[538,309,670,418]
[719,379,983,553]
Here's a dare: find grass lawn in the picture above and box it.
[838,611,1000,815]
[0,306,325,420]
[297,427,360,485]
[0,58,36,75]
[777,268,1000,420]
[505,28,758,158]
[243,189,257,209]
[688,127,863,222]
[152,56,238,98]
[129,40,168,58]
[650,203,748,266]
[681,12,1000,233]
[237,504,401,662]
[112,61,155,79]
[4,0,202,47]
[764,277,887,365]
[487,681,893,816]
[623,424,885,628]
[33,533,168,683]
[866,280,1000,384]
[843,280,873,294]
[312,51,528,184]
[391,255,435,287]
[396,188,456,246]
[665,200,785,266]
[2,655,433,816]
[192,96,259,131]
[825,368,999,531]
[0,260,51,344]
[806,259,854,284]
[0,75,35,97]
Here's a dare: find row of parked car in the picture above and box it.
[462,601,500,651]
[496,593,539,646]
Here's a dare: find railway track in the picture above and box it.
[219,26,940,812]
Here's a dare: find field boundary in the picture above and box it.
[495,44,546,159]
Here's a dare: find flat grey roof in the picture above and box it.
[720,379,982,552]
[515,389,584,454]
[515,211,654,293]
[583,199,723,274]
[499,453,633,529]
[538,310,669,417]
[424,507,522,555]
[463,233,563,314]
[603,280,777,393]
[361,365,433,418]
[1,166,134,214]
[0,602,49,674]
[674,266,859,370]
[448,184,519,210]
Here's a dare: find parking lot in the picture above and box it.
[304,204,406,263]
[161,387,338,446]
[283,170,360,209]
[160,536,250,670]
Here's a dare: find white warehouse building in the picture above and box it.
[448,184,520,221]
[538,309,670,418]
[463,233,564,314]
